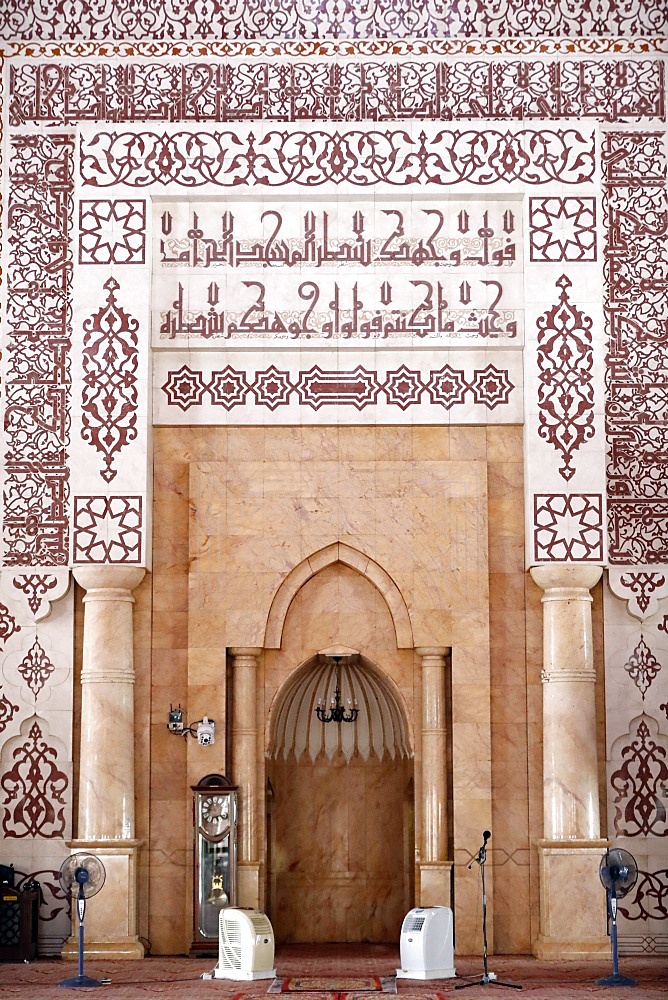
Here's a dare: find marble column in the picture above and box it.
[530,565,608,959]
[416,647,453,906]
[63,566,145,961]
[230,647,262,907]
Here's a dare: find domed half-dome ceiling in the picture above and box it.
[268,650,411,763]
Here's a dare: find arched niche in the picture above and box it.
[268,646,413,764]
[265,648,414,943]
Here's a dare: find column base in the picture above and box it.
[238,862,264,910]
[62,938,145,961]
[416,862,453,908]
[533,840,609,960]
[62,841,144,961]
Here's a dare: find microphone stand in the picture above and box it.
[456,833,521,991]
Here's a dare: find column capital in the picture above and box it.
[229,647,263,658]
[73,566,146,594]
[415,646,448,661]
[530,565,603,594]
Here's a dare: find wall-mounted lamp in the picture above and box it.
[167,705,216,746]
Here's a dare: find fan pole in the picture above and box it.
[597,889,636,988]
[77,893,86,982]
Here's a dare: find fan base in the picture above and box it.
[596,973,636,987]
[58,974,103,988]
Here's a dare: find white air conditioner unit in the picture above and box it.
[213,907,277,981]
[396,906,456,980]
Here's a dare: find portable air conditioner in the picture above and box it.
[213,907,277,981]
[396,906,456,979]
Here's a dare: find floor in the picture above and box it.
[0,945,665,1000]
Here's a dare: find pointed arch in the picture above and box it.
[263,541,413,649]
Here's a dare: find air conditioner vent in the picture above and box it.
[250,914,273,935]
[407,916,425,932]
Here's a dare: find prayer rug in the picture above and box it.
[269,977,396,994]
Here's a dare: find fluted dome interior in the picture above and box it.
[268,650,411,763]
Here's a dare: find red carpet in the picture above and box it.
[0,946,664,999]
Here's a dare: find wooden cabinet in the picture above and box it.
[0,889,39,963]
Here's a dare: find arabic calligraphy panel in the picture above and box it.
[151,195,524,349]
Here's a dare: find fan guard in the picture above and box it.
[599,848,638,898]
[58,854,105,900]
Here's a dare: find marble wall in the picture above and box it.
[141,424,540,955]
[268,751,412,943]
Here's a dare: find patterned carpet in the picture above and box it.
[269,977,397,993]
[0,947,665,999]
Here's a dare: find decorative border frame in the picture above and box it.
[0,1,666,44]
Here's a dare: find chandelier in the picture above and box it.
[315,656,359,724]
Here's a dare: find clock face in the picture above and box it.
[201,794,229,833]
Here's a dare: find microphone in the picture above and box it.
[468,830,491,868]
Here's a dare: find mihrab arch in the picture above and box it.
[264,541,414,650]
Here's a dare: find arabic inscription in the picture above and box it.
[152,197,524,348]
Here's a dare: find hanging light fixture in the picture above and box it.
[315,656,359,724]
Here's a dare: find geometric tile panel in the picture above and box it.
[79,200,146,265]
[529,197,597,262]
[161,363,516,412]
[72,497,143,564]
[533,494,603,561]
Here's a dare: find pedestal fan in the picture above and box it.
[596,848,638,988]
[58,854,106,989]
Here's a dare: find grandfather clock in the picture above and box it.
[190,773,238,956]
